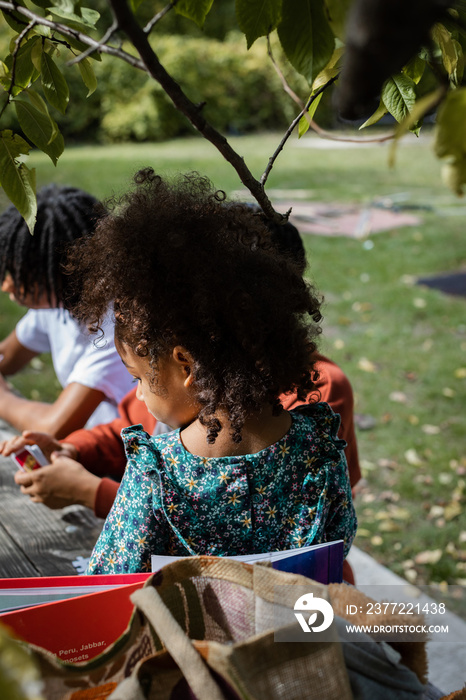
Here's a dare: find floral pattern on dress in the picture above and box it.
[87,402,357,574]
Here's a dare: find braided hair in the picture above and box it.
[0,184,98,306]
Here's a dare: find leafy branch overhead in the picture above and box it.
[0,0,465,231]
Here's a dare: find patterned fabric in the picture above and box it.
[87,403,357,574]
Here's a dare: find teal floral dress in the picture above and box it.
[86,403,357,574]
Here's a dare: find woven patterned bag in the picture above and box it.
[27,557,353,700]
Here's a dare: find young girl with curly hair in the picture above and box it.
[67,169,357,574]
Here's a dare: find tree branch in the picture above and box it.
[266,35,395,146]
[66,20,119,66]
[144,1,178,35]
[108,0,285,222]
[0,1,146,69]
[261,76,339,186]
[0,17,35,120]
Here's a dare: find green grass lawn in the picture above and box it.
[1,130,465,601]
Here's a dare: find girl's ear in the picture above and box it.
[172,346,194,387]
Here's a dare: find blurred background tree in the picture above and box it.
[0,0,465,227]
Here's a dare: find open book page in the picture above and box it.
[0,573,151,613]
[151,540,344,584]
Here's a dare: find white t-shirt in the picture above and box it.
[15,309,133,427]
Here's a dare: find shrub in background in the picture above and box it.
[97,33,308,142]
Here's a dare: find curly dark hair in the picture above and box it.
[246,203,306,275]
[67,169,323,443]
[0,184,98,306]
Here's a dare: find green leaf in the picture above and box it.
[0,130,36,234]
[77,57,97,96]
[48,0,74,10]
[26,87,51,113]
[359,99,387,129]
[389,87,444,167]
[312,45,343,90]
[236,0,282,48]
[26,87,60,141]
[41,53,69,114]
[1,7,26,34]
[65,35,102,62]
[434,88,466,159]
[278,0,335,84]
[324,0,352,41]
[32,24,52,38]
[4,36,41,96]
[30,37,43,72]
[29,0,53,7]
[174,0,214,28]
[452,40,465,85]
[402,55,425,85]
[298,91,323,137]
[431,23,461,78]
[381,74,416,123]
[130,0,146,10]
[48,6,100,31]
[441,157,466,196]
[14,98,64,165]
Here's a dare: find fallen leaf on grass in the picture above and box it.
[356,415,377,430]
[454,367,466,378]
[442,387,455,398]
[378,458,399,470]
[421,424,441,435]
[358,357,377,373]
[379,520,401,532]
[374,510,392,521]
[371,535,383,546]
[389,391,408,403]
[415,549,443,565]
[352,301,373,312]
[416,475,433,485]
[405,448,423,466]
[389,506,411,520]
[413,298,427,308]
[356,529,371,538]
[428,505,445,519]
[405,569,418,583]
[408,415,420,425]
[379,490,400,502]
[444,501,462,521]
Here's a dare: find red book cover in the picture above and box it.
[1,579,146,663]
[0,572,151,589]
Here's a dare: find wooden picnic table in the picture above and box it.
[0,420,103,578]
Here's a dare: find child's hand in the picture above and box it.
[0,430,78,462]
[14,454,100,510]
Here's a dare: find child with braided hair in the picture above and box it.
[65,169,357,574]
[0,184,133,438]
